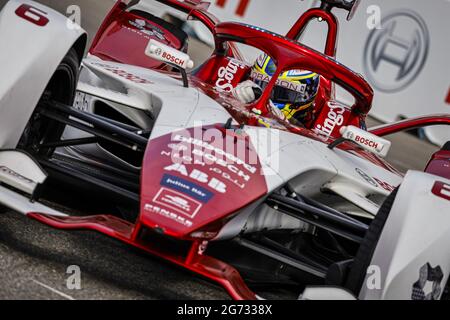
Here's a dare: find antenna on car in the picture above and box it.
[311,0,361,21]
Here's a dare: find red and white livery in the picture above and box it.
[0,0,449,300]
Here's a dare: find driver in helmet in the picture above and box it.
[232,54,320,128]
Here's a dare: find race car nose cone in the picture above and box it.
[138,125,268,239]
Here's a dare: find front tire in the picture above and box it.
[345,188,398,296]
[18,48,80,157]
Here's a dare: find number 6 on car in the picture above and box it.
[15,4,49,26]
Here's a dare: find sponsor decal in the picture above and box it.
[170,134,257,174]
[355,168,378,187]
[287,70,312,77]
[140,125,269,234]
[131,18,146,28]
[215,59,246,92]
[250,70,306,94]
[364,10,429,93]
[0,166,34,185]
[153,187,202,218]
[146,40,193,69]
[432,181,450,202]
[161,51,185,68]
[341,126,391,157]
[355,168,397,191]
[144,203,193,227]
[353,135,379,149]
[164,163,227,194]
[412,263,443,300]
[128,19,166,40]
[315,102,346,137]
[161,132,261,192]
[373,177,396,192]
[91,62,153,84]
[160,174,214,203]
[16,4,49,27]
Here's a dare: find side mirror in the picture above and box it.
[145,39,194,87]
[340,125,391,158]
[299,286,357,300]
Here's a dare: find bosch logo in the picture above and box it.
[346,131,355,140]
[146,40,193,69]
[162,51,185,67]
[354,135,379,149]
[154,48,163,56]
[364,10,429,93]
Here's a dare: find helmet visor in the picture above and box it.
[252,70,320,106]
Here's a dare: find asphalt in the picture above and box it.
[0,0,440,300]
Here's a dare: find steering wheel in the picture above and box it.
[214,22,374,117]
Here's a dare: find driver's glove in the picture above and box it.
[232,80,261,104]
[268,100,286,121]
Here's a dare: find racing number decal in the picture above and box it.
[432,181,450,202]
[16,4,49,27]
[216,0,250,17]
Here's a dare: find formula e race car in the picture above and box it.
[0,0,450,300]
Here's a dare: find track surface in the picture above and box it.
[0,0,440,300]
